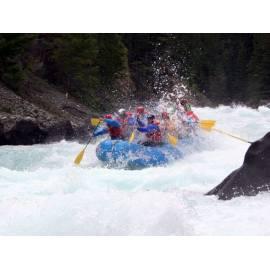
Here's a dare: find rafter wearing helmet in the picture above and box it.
[93,114,123,140]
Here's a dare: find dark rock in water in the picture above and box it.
[206,132,270,200]
[45,120,75,143]
[0,122,7,145]
[5,118,47,145]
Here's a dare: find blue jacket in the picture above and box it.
[137,117,146,127]
[93,119,121,137]
[137,123,160,133]
[127,117,136,126]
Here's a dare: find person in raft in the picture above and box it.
[137,115,162,146]
[180,99,199,122]
[116,108,136,139]
[136,106,148,126]
[160,111,177,138]
[93,114,123,140]
[179,99,199,137]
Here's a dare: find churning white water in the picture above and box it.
[0,105,270,235]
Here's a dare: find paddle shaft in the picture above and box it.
[82,120,102,151]
[213,128,252,144]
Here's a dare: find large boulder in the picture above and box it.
[0,122,7,145]
[4,117,47,145]
[0,79,93,145]
[45,120,75,143]
[206,132,270,200]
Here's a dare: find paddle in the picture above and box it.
[74,120,102,165]
[91,117,102,126]
[129,130,135,143]
[167,133,178,146]
[199,120,216,131]
[129,117,138,143]
[199,119,252,144]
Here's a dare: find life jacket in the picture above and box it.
[117,116,133,139]
[146,122,162,143]
[108,126,122,139]
[186,111,199,122]
[117,117,127,129]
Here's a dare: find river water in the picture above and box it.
[0,105,269,235]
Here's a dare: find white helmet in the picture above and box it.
[118,108,126,116]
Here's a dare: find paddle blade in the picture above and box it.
[167,133,178,146]
[91,118,101,126]
[129,131,135,143]
[74,149,85,165]
[199,120,216,131]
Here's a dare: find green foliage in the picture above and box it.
[246,34,270,102]
[0,34,35,89]
[97,34,128,83]
[1,33,270,108]
[45,34,99,92]
[34,34,128,107]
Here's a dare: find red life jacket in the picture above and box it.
[117,117,128,128]
[146,122,162,143]
[186,111,199,122]
[108,126,122,139]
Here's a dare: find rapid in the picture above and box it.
[0,105,269,235]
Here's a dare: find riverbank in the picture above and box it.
[0,76,93,145]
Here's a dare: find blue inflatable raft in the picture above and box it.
[96,139,183,169]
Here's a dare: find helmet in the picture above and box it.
[180,99,188,105]
[118,108,126,116]
[136,106,145,114]
[104,114,112,119]
[147,114,155,120]
[161,112,169,119]
[126,111,132,116]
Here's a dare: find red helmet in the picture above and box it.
[136,106,145,114]
[104,114,112,119]
[161,112,169,119]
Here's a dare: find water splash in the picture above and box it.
[0,105,269,235]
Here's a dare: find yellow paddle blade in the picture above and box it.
[91,118,102,126]
[129,131,135,143]
[74,149,85,165]
[199,120,216,131]
[167,133,178,146]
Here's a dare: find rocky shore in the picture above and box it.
[0,76,93,145]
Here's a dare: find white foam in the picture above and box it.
[0,105,269,235]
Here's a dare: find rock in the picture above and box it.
[0,77,93,145]
[5,118,47,145]
[45,120,75,143]
[0,122,7,145]
[206,132,270,200]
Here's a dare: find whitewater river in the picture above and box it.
[0,105,269,235]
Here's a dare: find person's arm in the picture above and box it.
[93,127,108,137]
[191,112,199,122]
[137,124,159,133]
[137,127,148,133]
[137,117,145,127]
[104,119,121,128]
